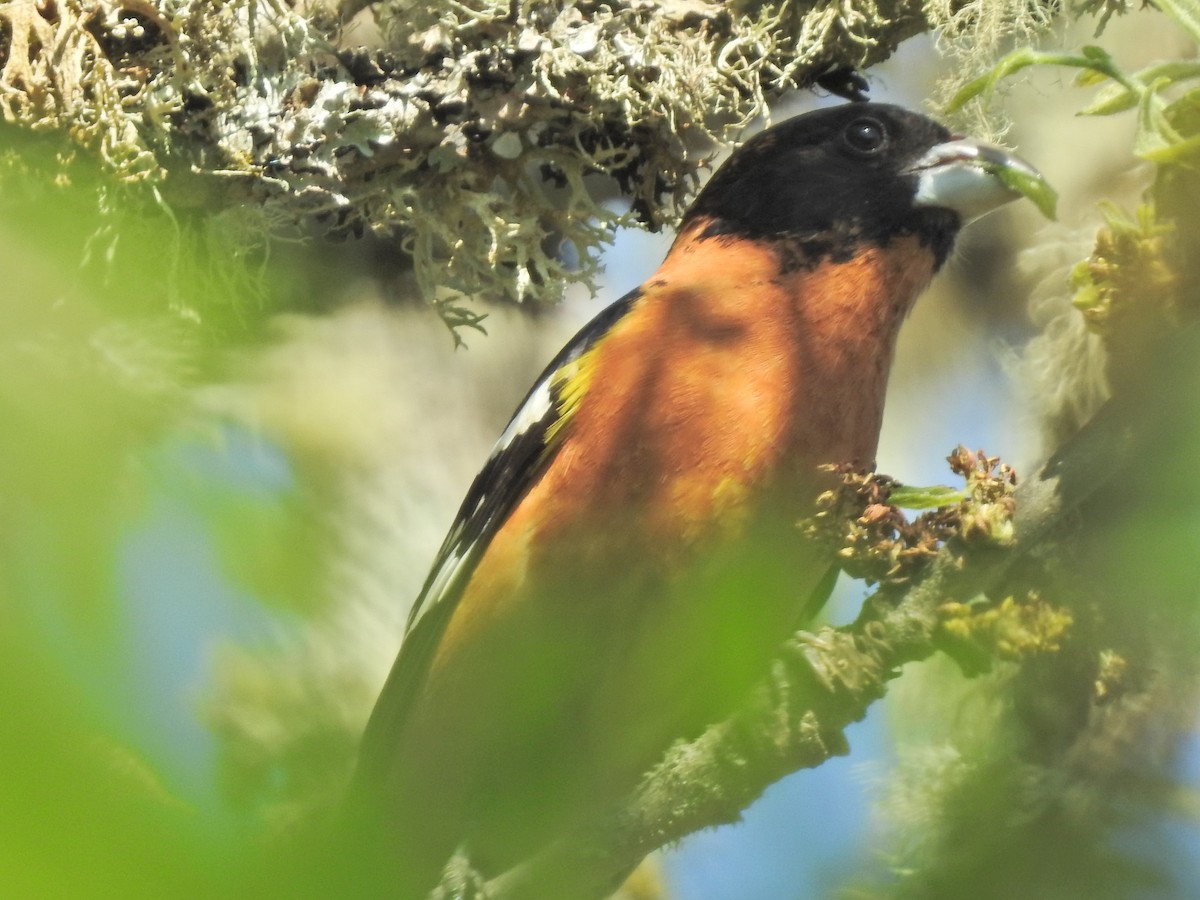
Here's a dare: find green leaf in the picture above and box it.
[1133,78,1185,161]
[889,484,967,510]
[946,47,1132,114]
[1078,82,1139,117]
[1080,44,1114,63]
[1138,129,1200,163]
[990,159,1059,220]
[1135,61,1200,85]
[1143,86,1200,163]
[1074,67,1111,88]
[946,48,1046,113]
[1164,84,1200,129]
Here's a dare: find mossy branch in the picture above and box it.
[0,0,1056,317]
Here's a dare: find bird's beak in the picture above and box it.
[908,137,1055,222]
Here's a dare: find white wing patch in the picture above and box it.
[403,370,558,635]
[494,379,553,455]
[401,288,643,637]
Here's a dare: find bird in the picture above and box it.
[346,101,1043,897]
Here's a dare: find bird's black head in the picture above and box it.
[685,103,1030,268]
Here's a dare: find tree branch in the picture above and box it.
[473,387,1140,900]
[1,0,1052,311]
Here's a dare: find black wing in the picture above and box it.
[353,288,643,786]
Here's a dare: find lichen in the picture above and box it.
[0,0,1064,325]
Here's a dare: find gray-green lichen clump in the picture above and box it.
[0,0,1036,313]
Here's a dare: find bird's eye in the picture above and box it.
[843,118,887,155]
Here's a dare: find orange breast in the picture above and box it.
[430,221,937,670]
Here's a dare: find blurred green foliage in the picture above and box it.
[0,125,348,897]
[5,6,1200,898]
[850,7,1200,898]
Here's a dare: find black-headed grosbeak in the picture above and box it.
[349,102,1043,896]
